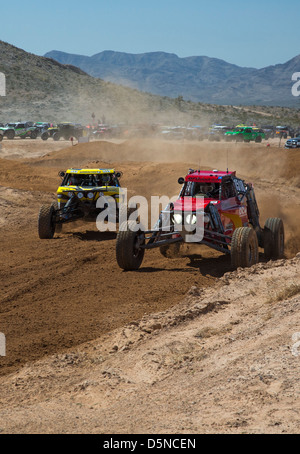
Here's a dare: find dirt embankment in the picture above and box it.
[0,255,299,434]
[0,137,300,434]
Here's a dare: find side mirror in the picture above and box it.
[58,171,65,178]
[178,177,185,184]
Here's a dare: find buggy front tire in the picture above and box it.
[231,227,259,269]
[116,220,145,270]
[38,204,56,239]
[264,218,284,260]
[51,202,63,233]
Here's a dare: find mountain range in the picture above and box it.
[0,40,299,125]
[44,50,300,107]
[0,41,188,124]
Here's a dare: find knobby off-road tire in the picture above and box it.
[6,130,15,140]
[51,202,62,233]
[41,132,49,140]
[264,217,284,260]
[231,227,259,269]
[0,134,3,142]
[38,204,56,239]
[116,220,145,270]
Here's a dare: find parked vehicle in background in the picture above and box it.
[41,125,59,140]
[260,125,276,139]
[275,126,291,139]
[159,126,185,140]
[208,125,232,141]
[92,124,113,139]
[284,136,300,149]
[185,125,205,140]
[34,122,52,137]
[0,121,38,139]
[41,123,84,141]
[225,126,265,143]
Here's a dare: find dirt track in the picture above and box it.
[0,137,300,433]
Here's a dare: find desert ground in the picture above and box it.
[0,136,299,434]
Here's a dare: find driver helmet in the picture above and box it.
[95,175,101,185]
[69,176,77,185]
[199,184,214,194]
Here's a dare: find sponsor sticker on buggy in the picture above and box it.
[239,206,247,216]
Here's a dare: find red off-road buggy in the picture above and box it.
[116,169,284,270]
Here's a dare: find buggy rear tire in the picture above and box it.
[264,218,284,260]
[116,220,145,270]
[38,204,56,239]
[231,227,259,269]
[0,134,3,142]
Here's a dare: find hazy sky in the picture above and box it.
[1,0,300,68]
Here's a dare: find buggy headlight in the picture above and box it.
[185,214,197,225]
[174,213,182,224]
[77,192,84,199]
[197,211,210,224]
[68,191,74,198]
[87,192,94,199]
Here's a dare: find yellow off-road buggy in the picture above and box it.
[38,168,123,239]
